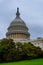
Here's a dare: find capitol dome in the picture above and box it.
[6,8,30,41]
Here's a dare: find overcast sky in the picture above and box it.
[0,0,43,39]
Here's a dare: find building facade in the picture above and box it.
[6,8,43,50]
[6,8,30,41]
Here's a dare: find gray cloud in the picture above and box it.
[0,0,43,39]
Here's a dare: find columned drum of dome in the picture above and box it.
[6,8,30,41]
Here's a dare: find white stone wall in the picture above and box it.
[6,37,43,50]
[13,38,43,50]
[31,38,43,50]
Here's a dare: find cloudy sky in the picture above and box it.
[0,0,43,39]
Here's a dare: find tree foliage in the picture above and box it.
[0,38,43,62]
